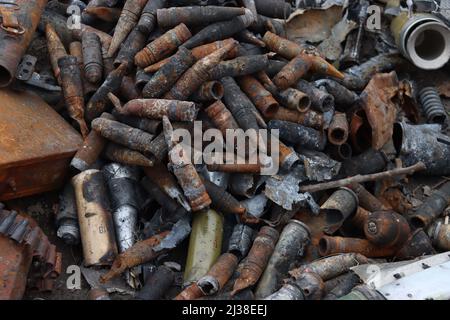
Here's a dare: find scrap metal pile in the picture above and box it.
[1,0,450,300]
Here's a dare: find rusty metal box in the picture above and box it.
[0,88,83,201]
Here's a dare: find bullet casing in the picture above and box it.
[82,32,103,84]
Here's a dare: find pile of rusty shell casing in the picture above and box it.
[191,81,224,102]
[221,77,259,131]
[349,183,390,212]
[71,113,115,172]
[86,63,128,122]
[196,253,239,296]
[119,99,199,122]
[137,0,167,35]
[342,148,388,176]
[183,208,224,286]
[320,187,359,234]
[427,218,450,251]
[202,179,247,217]
[114,27,148,69]
[104,143,155,167]
[72,170,118,267]
[157,6,246,28]
[209,54,269,80]
[267,120,326,151]
[57,56,89,138]
[270,107,324,130]
[45,23,67,83]
[143,47,196,98]
[314,79,359,111]
[135,23,192,68]
[408,181,450,229]
[108,0,148,57]
[255,220,311,298]
[323,273,362,300]
[364,211,410,249]
[111,110,162,134]
[318,236,399,258]
[393,122,450,176]
[103,164,140,253]
[100,231,170,283]
[328,112,349,146]
[82,32,103,84]
[181,8,255,49]
[56,183,80,246]
[296,80,335,113]
[135,265,175,300]
[91,118,157,156]
[227,224,255,259]
[0,0,47,87]
[290,253,368,281]
[232,226,279,295]
[164,41,237,100]
[204,101,240,137]
[238,75,279,118]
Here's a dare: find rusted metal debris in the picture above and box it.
[2,0,450,302]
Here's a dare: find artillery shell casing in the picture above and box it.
[104,143,155,167]
[238,75,279,118]
[108,0,148,57]
[364,211,410,249]
[114,27,148,69]
[184,209,224,285]
[232,226,279,295]
[255,220,311,298]
[273,55,311,90]
[56,183,80,245]
[121,99,199,122]
[210,54,269,80]
[137,0,167,35]
[221,76,259,131]
[192,81,224,102]
[135,265,175,300]
[204,101,240,137]
[92,118,156,155]
[82,32,103,83]
[157,6,246,28]
[45,23,67,82]
[227,224,255,259]
[270,107,324,130]
[197,253,239,296]
[71,113,115,172]
[135,23,192,68]
[72,170,118,266]
[268,120,326,151]
[143,47,196,98]
[86,63,128,122]
[164,41,236,100]
[111,110,162,134]
[58,55,89,138]
[181,9,254,49]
